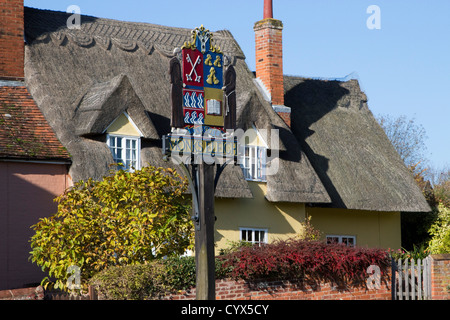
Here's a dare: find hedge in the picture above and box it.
[89,256,230,299]
[218,239,390,284]
[90,239,390,299]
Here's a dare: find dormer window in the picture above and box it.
[241,145,267,182]
[107,135,141,171]
[239,127,268,182]
[105,112,143,171]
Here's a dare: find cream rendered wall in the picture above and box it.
[214,128,305,251]
[214,182,306,251]
[106,113,141,137]
[306,207,401,249]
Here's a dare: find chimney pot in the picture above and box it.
[254,1,284,106]
[263,0,273,19]
[255,0,291,127]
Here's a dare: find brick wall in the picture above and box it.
[430,254,450,300]
[163,278,392,301]
[164,256,450,300]
[254,18,284,106]
[4,256,448,300]
[0,0,24,80]
[276,111,291,127]
[0,286,44,300]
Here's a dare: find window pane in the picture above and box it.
[345,237,355,247]
[108,136,140,171]
[327,236,339,244]
[260,231,265,243]
[240,146,267,182]
[241,229,268,244]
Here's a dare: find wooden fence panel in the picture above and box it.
[393,257,431,300]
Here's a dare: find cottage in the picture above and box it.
[0,0,429,290]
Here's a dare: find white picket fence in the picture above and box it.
[392,256,431,300]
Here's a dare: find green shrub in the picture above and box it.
[90,256,232,299]
[29,165,193,292]
[388,243,430,260]
[428,204,450,254]
[90,261,170,300]
[163,256,196,291]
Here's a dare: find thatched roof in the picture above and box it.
[74,74,158,139]
[23,7,330,203]
[285,76,430,212]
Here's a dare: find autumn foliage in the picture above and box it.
[29,165,193,292]
[218,239,391,285]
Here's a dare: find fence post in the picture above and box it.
[405,258,409,299]
[418,258,422,300]
[398,258,402,300]
[391,257,397,300]
[88,285,97,300]
[424,256,431,300]
[411,258,415,300]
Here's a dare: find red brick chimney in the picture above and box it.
[0,0,25,81]
[254,0,290,127]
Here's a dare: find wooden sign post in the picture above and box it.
[163,25,237,300]
[194,163,215,299]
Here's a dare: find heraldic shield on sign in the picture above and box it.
[181,25,224,130]
[165,25,237,160]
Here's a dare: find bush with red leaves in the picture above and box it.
[218,239,390,285]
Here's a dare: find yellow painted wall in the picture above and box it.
[106,113,141,137]
[214,184,401,251]
[306,207,401,249]
[214,182,306,251]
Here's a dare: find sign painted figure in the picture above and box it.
[223,64,236,131]
[169,56,184,128]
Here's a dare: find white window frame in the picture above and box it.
[240,227,268,245]
[326,235,356,247]
[106,134,141,171]
[240,145,267,182]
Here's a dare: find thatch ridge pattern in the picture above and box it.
[24,7,245,59]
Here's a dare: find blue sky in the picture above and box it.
[24,0,450,170]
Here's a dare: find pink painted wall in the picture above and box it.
[0,161,70,290]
